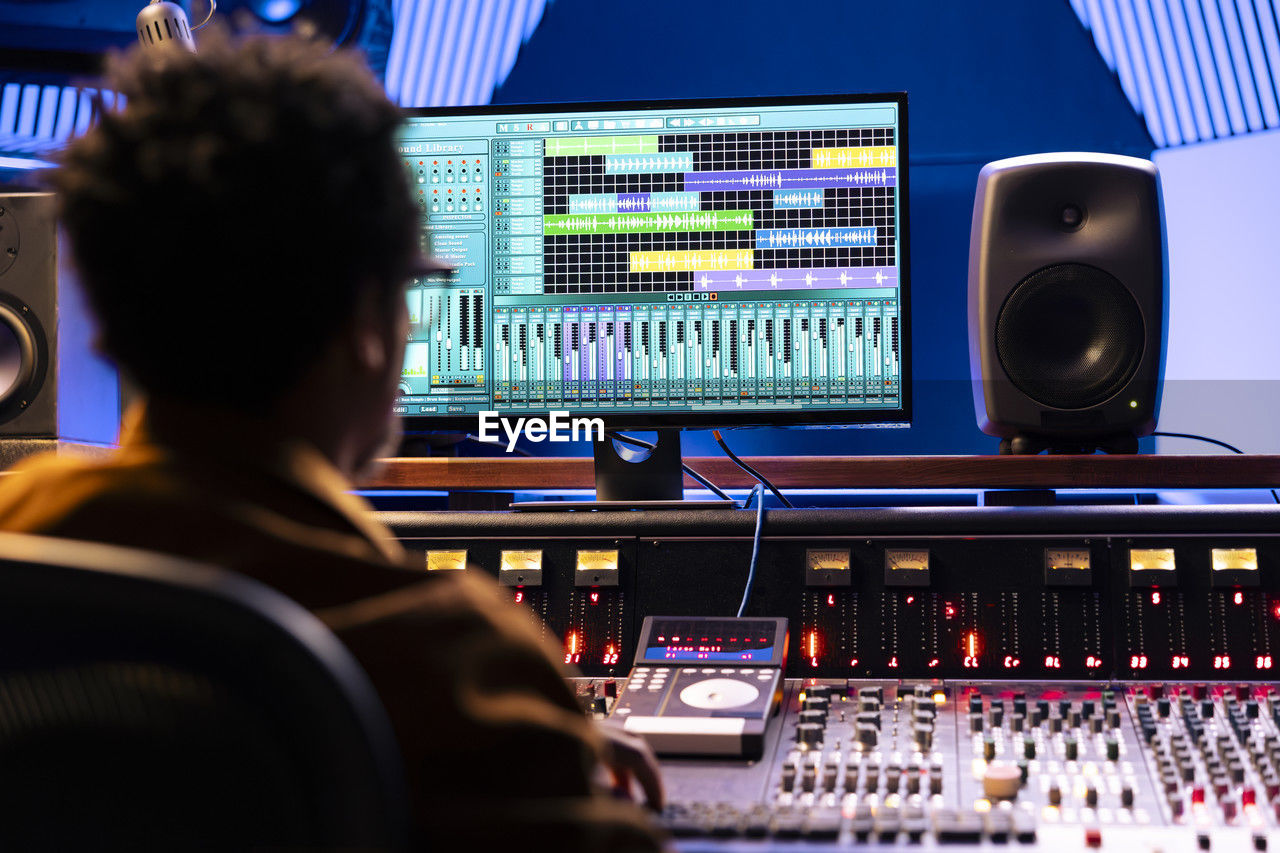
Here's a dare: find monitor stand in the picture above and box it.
[512,429,737,511]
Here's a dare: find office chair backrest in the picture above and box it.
[0,532,408,851]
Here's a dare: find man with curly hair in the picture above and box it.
[0,29,664,851]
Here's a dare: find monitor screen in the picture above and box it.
[395,94,909,431]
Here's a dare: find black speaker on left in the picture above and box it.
[0,193,119,466]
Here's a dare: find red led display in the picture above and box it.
[564,630,581,665]
[961,631,981,668]
[805,630,822,668]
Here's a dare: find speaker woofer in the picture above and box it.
[995,263,1144,411]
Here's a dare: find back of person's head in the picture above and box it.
[52,29,418,412]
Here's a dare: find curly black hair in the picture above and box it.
[52,28,418,410]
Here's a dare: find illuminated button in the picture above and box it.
[884,548,930,587]
[425,549,467,572]
[1128,548,1176,587]
[805,548,852,587]
[498,549,543,586]
[1211,548,1261,587]
[575,549,620,586]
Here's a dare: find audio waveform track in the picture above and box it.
[541,128,898,293]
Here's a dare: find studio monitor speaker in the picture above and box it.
[0,193,118,464]
[968,153,1166,455]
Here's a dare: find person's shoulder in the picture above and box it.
[0,448,172,532]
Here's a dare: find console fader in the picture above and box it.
[384,504,1280,850]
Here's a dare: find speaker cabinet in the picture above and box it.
[0,193,118,463]
[967,153,1165,454]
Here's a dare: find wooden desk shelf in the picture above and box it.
[363,454,1280,491]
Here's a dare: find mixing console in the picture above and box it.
[384,505,1280,849]
[573,677,1280,850]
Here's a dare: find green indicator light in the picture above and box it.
[1129,400,1138,408]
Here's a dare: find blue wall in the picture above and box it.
[493,0,1154,457]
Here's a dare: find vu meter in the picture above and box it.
[884,548,930,586]
[1045,548,1092,586]
[1046,549,1090,570]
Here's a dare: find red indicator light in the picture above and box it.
[1213,655,1230,669]
[1151,591,1162,605]
[1130,654,1149,669]
[1234,591,1244,605]
[1085,655,1103,668]
[849,657,859,667]
[827,594,836,607]
[514,591,524,604]
[1172,655,1190,669]
[888,656,899,669]
[1003,656,1021,669]
[944,604,956,619]
[589,592,600,604]
[927,658,940,668]
[1258,655,1274,670]
[905,596,915,605]
[602,645,619,666]
[1273,603,1280,620]
[1045,655,1062,669]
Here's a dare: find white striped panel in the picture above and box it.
[387,0,550,108]
[1072,0,1280,145]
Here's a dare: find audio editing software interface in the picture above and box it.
[394,97,904,421]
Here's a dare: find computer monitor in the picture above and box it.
[395,93,909,438]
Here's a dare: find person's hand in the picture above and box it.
[600,725,665,811]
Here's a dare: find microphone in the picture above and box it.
[136,1,199,53]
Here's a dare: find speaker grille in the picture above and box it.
[995,263,1144,410]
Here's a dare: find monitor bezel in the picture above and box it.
[397,92,911,433]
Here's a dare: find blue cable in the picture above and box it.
[737,483,766,618]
